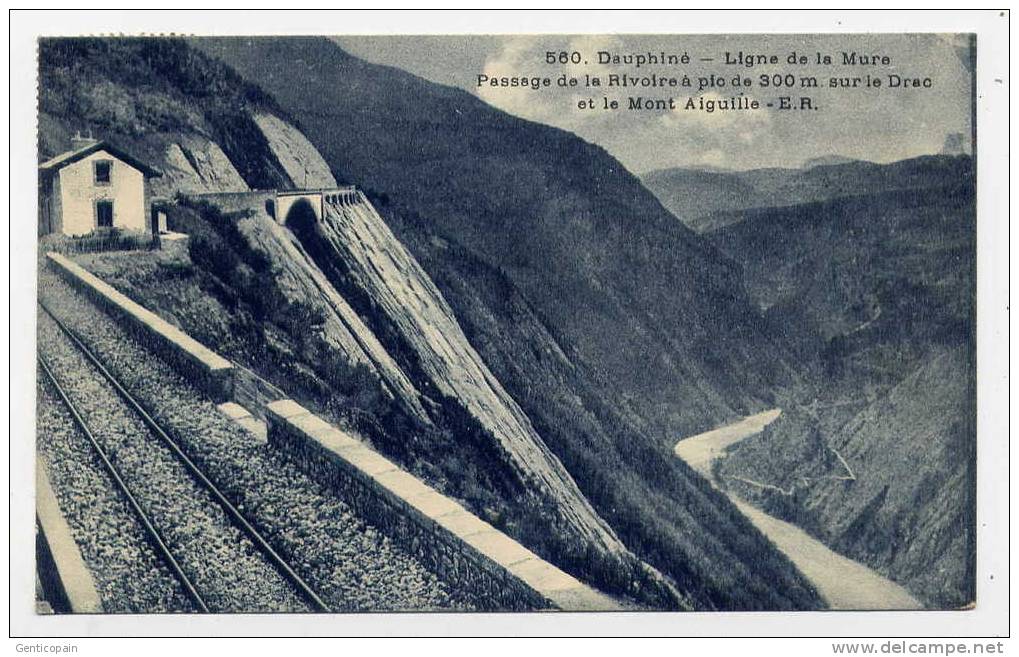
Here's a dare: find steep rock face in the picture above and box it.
[194,36,797,441]
[156,139,249,196]
[233,201,431,423]
[253,113,338,188]
[40,106,252,199]
[393,223,820,610]
[304,193,624,554]
[815,346,974,608]
[39,99,249,198]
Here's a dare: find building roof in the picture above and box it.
[39,140,162,178]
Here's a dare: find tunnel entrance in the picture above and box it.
[284,197,320,236]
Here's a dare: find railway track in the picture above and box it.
[38,301,331,613]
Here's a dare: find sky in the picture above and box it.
[336,34,973,173]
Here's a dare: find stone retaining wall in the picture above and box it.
[181,190,276,214]
[266,399,622,612]
[232,364,286,420]
[36,462,103,614]
[46,251,622,612]
[46,252,235,403]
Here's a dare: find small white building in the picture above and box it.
[39,136,161,237]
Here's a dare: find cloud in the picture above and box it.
[461,33,972,171]
[476,34,630,131]
[473,36,777,172]
[563,34,626,76]
[476,36,557,122]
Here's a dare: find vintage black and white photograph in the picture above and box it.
[11,10,1009,639]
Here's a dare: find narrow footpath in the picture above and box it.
[674,410,924,611]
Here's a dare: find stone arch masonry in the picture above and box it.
[274,187,359,225]
[45,252,622,612]
[182,187,360,226]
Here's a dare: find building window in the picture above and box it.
[96,200,114,228]
[94,160,112,185]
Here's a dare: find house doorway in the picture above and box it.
[96,200,114,228]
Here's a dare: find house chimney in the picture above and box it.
[70,130,97,151]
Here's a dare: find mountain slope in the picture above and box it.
[639,168,773,231]
[193,36,823,610]
[194,36,797,439]
[37,38,297,195]
[709,163,974,370]
[296,191,626,554]
[709,161,976,607]
[41,36,824,610]
[720,346,974,608]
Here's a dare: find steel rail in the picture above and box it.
[38,354,210,613]
[39,302,331,613]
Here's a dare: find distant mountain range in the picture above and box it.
[641,155,968,233]
[801,155,864,168]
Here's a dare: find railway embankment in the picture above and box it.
[268,399,621,611]
[38,254,621,612]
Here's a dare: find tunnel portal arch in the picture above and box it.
[283,197,321,234]
[274,187,360,225]
[277,192,323,225]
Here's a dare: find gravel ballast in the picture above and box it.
[36,375,195,613]
[38,266,471,612]
[38,310,311,613]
